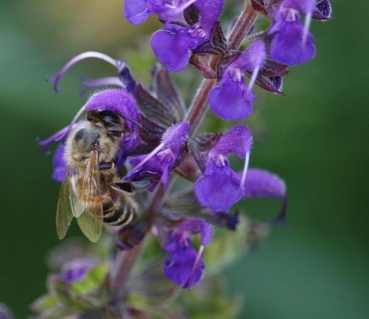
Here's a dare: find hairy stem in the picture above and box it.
[185,6,258,136]
[109,245,142,302]
[228,6,258,51]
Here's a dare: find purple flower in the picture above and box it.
[194,125,287,219]
[59,257,98,284]
[164,218,212,288]
[209,41,266,120]
[151,0,224,71]
[124,0,197,25]
[269,0,316,65]
[124,121,189,189]
[194,125,253,212]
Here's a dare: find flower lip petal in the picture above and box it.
[240,168,286,198]
[209,78,255,121]
[84,89,140,131]
[124,0,150,25]
[162,121,189,147]
[270,19,316,65]
[151,29,193,72]
[232,40,266,72]
[194,164,242,212]
[195,0,224,31]
[211,124,253,158]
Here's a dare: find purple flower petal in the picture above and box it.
[162,121,189,147]
[232,40,266,71]
[195,0,224,30]
[270,18,315,65]
[164,239,204,288]
[124,0,150,25]
[84,89,140,131]
[211,124,253,158]
[125,122,188,189]
[209,71,256,120]
[52,144,66,182]
[285,0,316,15]
[241,168,286,198]
[194,164,242,212]
[151,28,193,72]
[60,257,98,283]
[163,218,211,288]
[176,219,213,246]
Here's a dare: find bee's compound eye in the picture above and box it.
[100,111,121,125]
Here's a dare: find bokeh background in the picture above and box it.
[1,0,368,318]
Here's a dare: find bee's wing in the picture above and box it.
[76,204,103,242]
[56,166,76,240]
[76,150,103,242]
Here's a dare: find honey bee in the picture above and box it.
[56,110,139,242]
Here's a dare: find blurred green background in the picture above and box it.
[1,0,368,318]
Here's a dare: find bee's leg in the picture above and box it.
[109,181,135,193]
[99,162,114,170]
[110,178,152,193]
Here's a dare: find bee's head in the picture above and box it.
[73,127,100,153]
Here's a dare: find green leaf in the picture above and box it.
[69,263,109,297]
[30,294,58,312]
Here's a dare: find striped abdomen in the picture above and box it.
[102,186,138,227]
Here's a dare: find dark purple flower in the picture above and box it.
[124,121,189,189]
[209,41,266,120]
[312,0,332,20]
[194,125,253,212]
[164,218,212,288]
[269,0,316,65]
[124,0,197,25]
[151,0,224,71]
